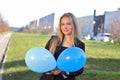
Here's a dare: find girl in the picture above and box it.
[40,12,85,80]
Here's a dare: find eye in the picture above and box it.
[67,23,71,25]
[61,23,65,26]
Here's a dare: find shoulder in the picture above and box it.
[49,35,58,44]
[75,38,85,45]
[50,35,58,40]
[75,38,85,51]
[45,35,58,50]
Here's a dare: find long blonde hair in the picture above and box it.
[50,12,79,54]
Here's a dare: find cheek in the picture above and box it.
[60,25,73,34]
[60,26,65,31]
[69,26,73,31]
[69,28,72,34]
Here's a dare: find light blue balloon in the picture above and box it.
[57,47,86,72]
[25,47,56,73]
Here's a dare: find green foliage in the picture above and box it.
[78,40,120,80]
[2,33,120,80]
[3,32,51,80]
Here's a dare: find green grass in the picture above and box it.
[2,32,120,80]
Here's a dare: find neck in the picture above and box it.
[63,36,74,47]
[64,35,71,41]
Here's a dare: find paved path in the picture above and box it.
[0,33,12,80]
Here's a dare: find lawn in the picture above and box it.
[2,32,120,80]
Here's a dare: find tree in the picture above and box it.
[111,18,120,43]
[0,14,9,32]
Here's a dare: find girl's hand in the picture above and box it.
[51,68,61,75]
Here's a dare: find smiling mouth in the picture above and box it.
[63,29,69,32]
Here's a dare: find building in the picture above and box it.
[104,9,120,33]
[77,9,120,38]
[77,15,94,38]
[29,20,37,27]
[39,13,55,33]
[26,8,120,39]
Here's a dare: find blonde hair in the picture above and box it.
[50,12,79,54]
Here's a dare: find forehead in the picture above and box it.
[61,16,72,22]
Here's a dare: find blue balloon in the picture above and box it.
[57,47,86,72]
[25,47,56,73]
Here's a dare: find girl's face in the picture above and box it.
[60,17,73,36]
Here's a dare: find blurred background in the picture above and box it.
[0,0,120,43]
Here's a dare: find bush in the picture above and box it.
[111,18,120,44]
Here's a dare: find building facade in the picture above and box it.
[104,9,120,33]
[25,9,120,38]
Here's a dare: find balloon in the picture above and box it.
[25,47,56,73]
[57,47,86,72]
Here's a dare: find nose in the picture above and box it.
[63,24,68,29]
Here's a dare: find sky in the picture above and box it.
[0,0,120,27]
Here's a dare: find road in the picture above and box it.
[0,33,12,80]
